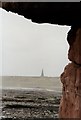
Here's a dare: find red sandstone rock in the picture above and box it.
[59,28,81,118]
[68,28,81,65]
[59,63,81,118]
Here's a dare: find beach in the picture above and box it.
[1,76,62,119]
[1,89,61,120]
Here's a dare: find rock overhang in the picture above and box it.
[1,2,81,26]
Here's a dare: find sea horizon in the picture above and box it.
[0,76,62,93]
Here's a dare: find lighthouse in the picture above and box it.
[41,69,44,77]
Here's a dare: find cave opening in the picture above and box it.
[1,8,71,119]
[1,8,71,77]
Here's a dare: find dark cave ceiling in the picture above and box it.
[1,2,81,26]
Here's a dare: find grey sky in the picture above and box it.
[0,8,71,77]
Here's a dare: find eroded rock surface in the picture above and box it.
[59,28,81,118]
[2,89,61,119]
[59,63,81,118]
[68,28,81,65]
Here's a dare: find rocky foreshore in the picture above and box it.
[1,89,61,120]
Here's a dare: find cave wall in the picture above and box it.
[59,27,81,118]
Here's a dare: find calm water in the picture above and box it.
[1,76,62,92]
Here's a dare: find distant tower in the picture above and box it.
[41,69,44,77]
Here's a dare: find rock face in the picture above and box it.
[59,28,81,118]
[68,28,81,65]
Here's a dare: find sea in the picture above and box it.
[0,76,62,92]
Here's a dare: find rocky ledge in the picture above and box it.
[1,89,61,120]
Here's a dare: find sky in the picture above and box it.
[0,8,71,77]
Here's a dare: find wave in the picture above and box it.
[1,87,62,93]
